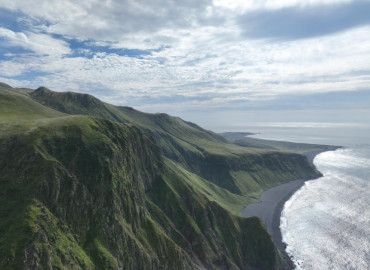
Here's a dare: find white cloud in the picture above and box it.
[214,0,354,11]
[0,0,217,45]
[0,0,369,124]
[0,27,71,56]
[1,24,370,104]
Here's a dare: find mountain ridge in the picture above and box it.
[0,83,325,269]
[28,85,321,196]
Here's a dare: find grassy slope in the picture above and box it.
[164,159,252,216]
[0,87,64,120]
[0,115,190,269]
[148,164,283,270]
[0,84,283,269]
[29,86,321,197]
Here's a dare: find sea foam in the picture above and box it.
[280,147,370,270]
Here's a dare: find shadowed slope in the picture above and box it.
[0,84,284,269]
[29,86,321,196]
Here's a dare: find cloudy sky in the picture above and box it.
[0,0,369,131]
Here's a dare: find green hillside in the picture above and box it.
[0,83,286,269]
[0,83,324,269]
[29,85,321,196]
[221,132,335,154]
[0,85,64,121]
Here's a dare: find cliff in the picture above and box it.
[0,83,322,269]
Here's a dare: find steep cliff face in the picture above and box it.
[0,116,192,269]
[148,161,284,270]
[0,109,282,269]
[29,86,320,196]
[0,83,322,269]
[188,150,321,195]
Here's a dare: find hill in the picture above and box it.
[29,86,321,196]
[221,132,336,154]
[0,83,324,269]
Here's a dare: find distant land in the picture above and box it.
[0,82,334,269]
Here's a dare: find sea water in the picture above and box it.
[246,125,370,270]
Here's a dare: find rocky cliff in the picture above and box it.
[0,83,322,269]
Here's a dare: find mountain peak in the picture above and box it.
[35,86,51,92]
[0,82,12,88]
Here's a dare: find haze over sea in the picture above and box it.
[247,124,370,270]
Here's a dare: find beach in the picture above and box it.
[241,150,334,268]
[242,179,306,251]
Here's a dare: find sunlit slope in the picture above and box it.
[29,86,321,196]
[0,88,284,269]
[0,84,64,121]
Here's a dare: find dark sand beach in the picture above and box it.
[241,149,338,268]
[242,179,306,251]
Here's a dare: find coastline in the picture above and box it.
[241,148,339,269]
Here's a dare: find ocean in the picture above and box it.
[246,124,370,270]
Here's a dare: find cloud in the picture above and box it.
[237,1,370,40]
[0,0,369,128]
[214,0,354,11]
[1,25,370,108]
[0,0,220,45]
[0,27,71,56]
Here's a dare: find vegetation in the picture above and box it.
[221,132,336,154]
[0,83,324,269]
[29,86,322,195]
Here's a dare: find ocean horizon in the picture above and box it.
[248,124,370,270]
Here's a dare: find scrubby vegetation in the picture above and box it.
[0,83,323,269]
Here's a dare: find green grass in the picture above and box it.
[0,198,95,270]
[0,87,65,121]
[221,132,335,153]
[27,85,322,198]
[0,83,315,269]
[0,105,193,269]
[164,159,252,216]
[147,163,283,270]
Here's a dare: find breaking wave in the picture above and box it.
[280,146,370,270]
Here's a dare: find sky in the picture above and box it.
[0,0,369,131]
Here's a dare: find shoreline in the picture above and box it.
[241,148,339,269]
